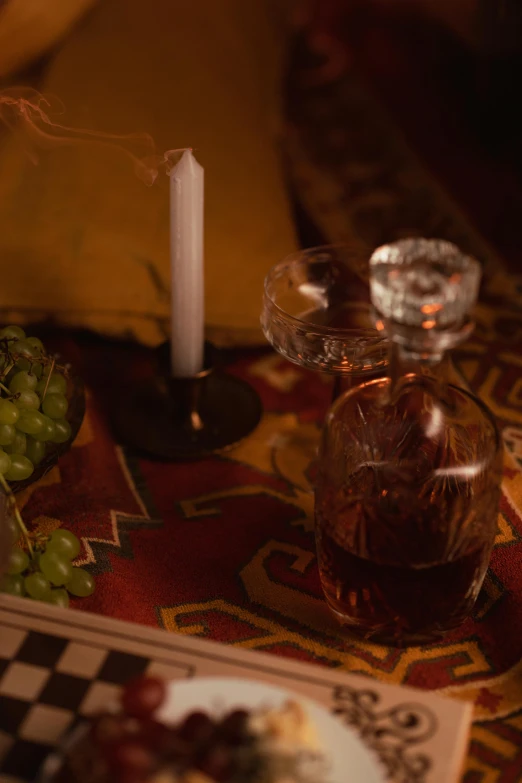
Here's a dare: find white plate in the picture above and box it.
[157,677,384,783]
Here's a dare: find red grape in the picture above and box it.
[121,676,166,719]
[90,713,128,746]
[178,710,215,744]
[217,709,252,745]
[138,719,185,756]
[196,744,234,782]
[107,739,154,774]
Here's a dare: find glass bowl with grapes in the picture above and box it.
[0,324,85,492]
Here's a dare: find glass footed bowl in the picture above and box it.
[261,245,388,387]
[10,361,85,494]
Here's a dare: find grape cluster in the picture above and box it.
[0,324,72,482]
[57,676,266,783]
[0,324,95,606]
[3,525,94,607]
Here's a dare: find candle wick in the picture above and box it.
[163,146,191,174]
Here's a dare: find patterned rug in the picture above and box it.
[15,292,522,782]
[12,34,522,783]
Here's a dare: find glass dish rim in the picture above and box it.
[262,243,384,341]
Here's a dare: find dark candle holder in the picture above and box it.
[115,342,262,461]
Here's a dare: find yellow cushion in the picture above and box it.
[0,0,98,78]
[0,0,297,346]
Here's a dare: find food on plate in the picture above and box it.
[54,676,327,782]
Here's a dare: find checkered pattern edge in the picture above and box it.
[0,627,154,782]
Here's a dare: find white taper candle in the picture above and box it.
[169,149,205,377]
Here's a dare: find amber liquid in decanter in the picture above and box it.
[315,239,503,645]
[315,378,502,644]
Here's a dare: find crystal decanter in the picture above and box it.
[314,239,503,645]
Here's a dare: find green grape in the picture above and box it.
[42,362,61,378]
[0,325,26,340]
[36,373,67,397]
[15,409,46,436]
[4,432,27,455]
[13,390,40,410]
[9,370,38,393]
[25,571,51,601]
[52,418,71,445]
[42,393,68,419]
[48,588,69,608]
[2,574,25,597]
[11,339,40,360]
[40,551,73,587]
[5,454,34,481]
[67,567,95,597]
[25,438,46,465]
[0,423,16,446]
[32,362,43,379]
[7,547,29,575]
[0,399,20,425]
[32,415,55,442]
[26,337,44,352]
[0,449,11,474]
[11,340,41,372]
[6,515,20,545]
[47,529,81,560]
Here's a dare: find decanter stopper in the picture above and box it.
[369,239,481,331]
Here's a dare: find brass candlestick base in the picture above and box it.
[115,342,262,461]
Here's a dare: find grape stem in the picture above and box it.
[40,357,56,401]
[0,382,11,396]
[0,362,13,382]
[1,351,68,380]
[0,473,34,557]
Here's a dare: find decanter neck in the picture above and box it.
[386,323,471,398]
[388,340,445,395]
